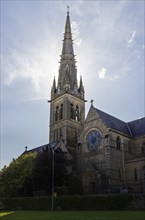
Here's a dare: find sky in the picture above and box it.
[1,0,145,168]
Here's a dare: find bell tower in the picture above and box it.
[49,9,85,152]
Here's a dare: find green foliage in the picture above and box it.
[54,195,134,211]
[0,153,37,197]
[1,197,51,210]
[1,195,143,211]
[31,151,69,196]
[0,151,70,197]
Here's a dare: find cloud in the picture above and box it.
[2,51,48,102]
[2,37,60,100]
[98,67,106,80]
[98,67,119,81]
[127,30,136,48]
[71,21,82,46]
[3,50,47,92]
[109,75,119,81]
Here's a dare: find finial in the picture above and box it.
[91,99,94,105]
[67,5,69,15]
[25,146,28,152]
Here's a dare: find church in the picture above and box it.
[26,10,145,194]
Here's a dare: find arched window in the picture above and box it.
[142,166,145,180]
[128,141,132,154]
[134,168,138,181]
[77,143,81,152]
[55,106,59,121]
[70,104,74,119]
[59,128,62,139]
[54,129,58,141]
[75,130,78,143]
[142,143,145,154]
[89,182,95,193]
[59,104,63,120]
[75,106,79,121]
[116,136,121,150]
[119,168,122,182]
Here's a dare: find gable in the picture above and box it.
[85,105,100,122]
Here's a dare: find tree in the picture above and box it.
[0,150,71,197]
[32,151,70,196]
[0,152,37,197]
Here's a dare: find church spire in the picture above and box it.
[61,6,74,58]
[57,8,78,95]
[50,8,85,100]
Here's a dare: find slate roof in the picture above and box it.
[26,141,59,153]
[128,117,145,137]
[96,108,145,138]
[24,140,69,155]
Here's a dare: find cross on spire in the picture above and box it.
[91,99,94,105]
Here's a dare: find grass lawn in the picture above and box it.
[0,211,145,220]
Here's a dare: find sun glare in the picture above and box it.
[0,212,14,217]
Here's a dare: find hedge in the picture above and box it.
[0,195,144,211]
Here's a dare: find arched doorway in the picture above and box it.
[83,171,96,194]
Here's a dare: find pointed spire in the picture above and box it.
[79,76,84,90]
[79,76,84,99]
[61,7,74,58]
[57,9,77,95]
[51,76,56,99]
[52,76,56,90]
[50,9,85,102]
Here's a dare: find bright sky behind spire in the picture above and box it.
[1,0,144,168]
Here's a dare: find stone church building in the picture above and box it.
[27,11,145,194]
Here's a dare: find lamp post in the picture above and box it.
[51,140,63,211]
[51,148,54,212]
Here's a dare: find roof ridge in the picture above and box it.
[126,123,133,136]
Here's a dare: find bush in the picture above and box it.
[1,194,140,211]
[1,197,51,210]
[54,195,134,211]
